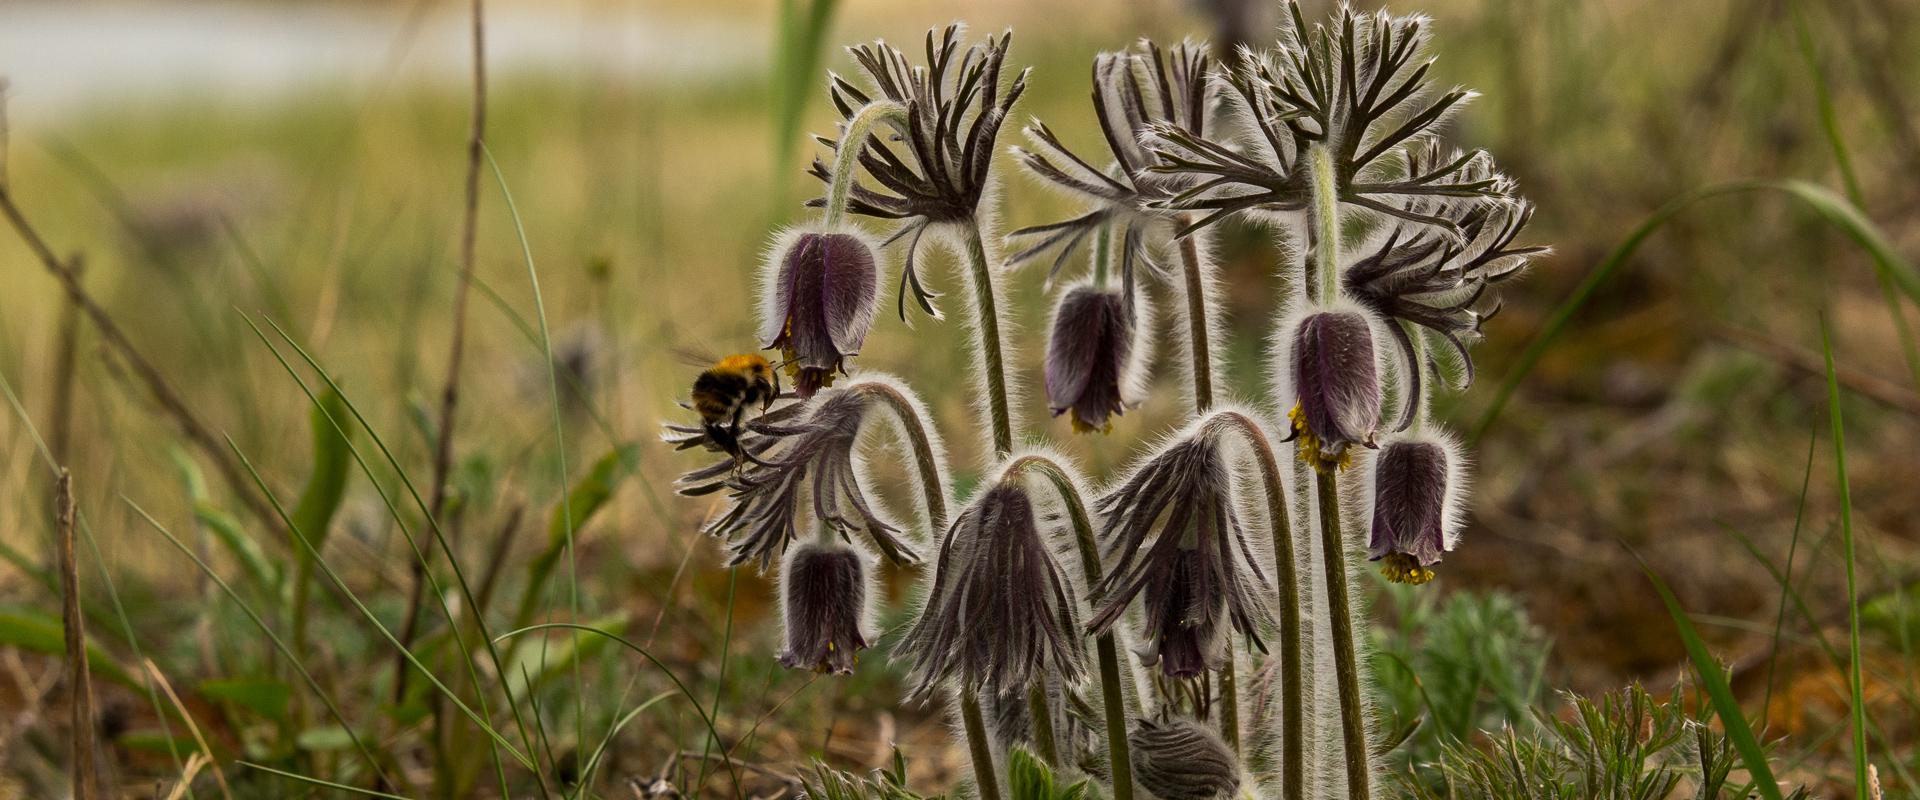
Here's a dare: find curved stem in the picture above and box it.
[1004,455,1134,800]
[1027,682,1060,767]
[960,693,1003,800]
[962,218,1016,457]
[1316,470,1372,800]
[1176,217,1216,412]
[824,101,909,227]
[850,380,950,531]
[1203,412,1303,800]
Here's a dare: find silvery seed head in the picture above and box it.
[1284,306,1382,471]
[1045,283,1144,435]
[810,26,1028,317]
[897,480,1084,701]
[674,385,919,570]
[1008,40,1214,275]
[1147,3,1508,237]
[1088,425,1272,678]
[1366,435,1466,585]
[1128,718,1241,800]
[760,226,880,398]
[777,542,870,674]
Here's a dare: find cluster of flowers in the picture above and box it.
[665,4,1544,799]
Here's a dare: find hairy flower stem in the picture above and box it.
[1201,412,1303,800]
[1304,141,1371,799]
[963,218,1016,456]
[961,693,1004,800]
[1316,470,1371,800]
[850,381,950,530]
[823,101,909,227]
[1008,455,1133,800]
[1027,682,1060,766]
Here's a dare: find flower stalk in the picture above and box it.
[823,101,908,227]
[964,219,1016,456]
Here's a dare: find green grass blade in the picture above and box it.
[126,500,393,786]
[1820,319,1871,795]
[238,762,409,799]
[288,387,354,552]
[1636,558,1785,800]
[772,0,841,205]
[169,448,279,593]
[1473,179,1920,440]
[573,690,675,796]
[0,607,141,689]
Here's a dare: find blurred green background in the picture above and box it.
[1,0,1917,796]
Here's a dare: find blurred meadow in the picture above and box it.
[1,0,1918,797]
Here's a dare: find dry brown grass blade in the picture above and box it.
[1711,325,1920,416]
[142,659,233,800]
[163,752,211,800]
[395,0,489,703]
[56,469,98,800]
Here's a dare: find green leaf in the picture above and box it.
[198,677,293,721]
[1822,319,1872,796]
[120,729,198,755]
[546,443,642,547]
[170,448,279,591]
[289,387,354,553]
[0,606,140,689]
[295,725,357,752]
[1637,563,1786,800]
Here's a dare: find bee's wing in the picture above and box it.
[671,345,722,368]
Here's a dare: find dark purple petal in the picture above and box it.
[1289,309,1381,462]
[1045,286,1133,434]
[778,543,869,674]
[1369,440,1450,584]
[766,231,879,398]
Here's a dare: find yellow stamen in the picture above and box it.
[1379,553,1435,585]
[1288,402,1351,474]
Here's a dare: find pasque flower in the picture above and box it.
[778,541,871,674]
[1045,281,1146,434]
[1088,422,1271,678]
[1282,304,1383,471]
[1128,718,1241,800]
[672,384,922,570]
[897,479,1084,700]
[760,226,880,397]
[1366,434,1465,585]
[810,25,1028,317]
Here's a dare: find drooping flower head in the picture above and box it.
[1088,416,1272,678]
[810,26,1029,317]
[1044,280,1148,435]
[1009,39,1215,275]
[777,541,871,674]
[1365,433,1467,584]
[897,477,1084,701]
[1128,718,1242,800]
[1280,302,1383,471]
[759,225,881,397]
[669,378,939,570]
[1146,3,1509,236]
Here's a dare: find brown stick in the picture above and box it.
[0,188,278,529]
[49,254,85,466]
[395,0,488,703]
[56,470,97,800]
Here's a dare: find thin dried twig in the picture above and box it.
[48,255,86,467]
[1711,325,1920,416]
[395,0,489,700]
[56,470,97,800]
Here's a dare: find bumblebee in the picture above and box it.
[690,353,780,462]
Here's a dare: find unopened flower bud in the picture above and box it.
[777,542,870,674]
[1128,718,1240,800]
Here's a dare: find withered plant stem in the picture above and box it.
[397,0,488,704]
[0,188,277,530]
[56,470,97,800]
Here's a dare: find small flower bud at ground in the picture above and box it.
[1128,718,1241,800]
[1285,308,1382,471]
[777,542,870,674]
[760,227,879,398]
[1045,284,1140,434]
[1367,436,1466,585]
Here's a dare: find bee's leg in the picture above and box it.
[727,406,749,472]
[704,422,740,462]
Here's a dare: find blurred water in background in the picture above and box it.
[0,0,764,126]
